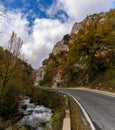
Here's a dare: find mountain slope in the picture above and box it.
[39,9,115,90]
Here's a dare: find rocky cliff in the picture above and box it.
[52,39,69,55]
[35,9,115,90]
[34,67,45,86]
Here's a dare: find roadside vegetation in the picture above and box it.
[68,96,89,130]
[0,32,34,129]
[29,88,66,130]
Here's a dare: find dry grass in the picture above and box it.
[68,96,89,130]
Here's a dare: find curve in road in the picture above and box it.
[59,88,115,130]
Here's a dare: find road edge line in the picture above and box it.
[64,92,96,130]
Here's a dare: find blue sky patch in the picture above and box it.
[0,0,66,27]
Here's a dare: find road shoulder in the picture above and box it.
[70,87,115,97]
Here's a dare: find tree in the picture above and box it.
[0,31,23,89]
[8,31,23,58]
[0,32,23,117]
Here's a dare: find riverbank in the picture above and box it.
[0,88,66,130]
[17,96,53,130]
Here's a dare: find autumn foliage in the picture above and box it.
[0,32,34,118]
[41,9,115,90]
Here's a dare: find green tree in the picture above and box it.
[0,32,23,117]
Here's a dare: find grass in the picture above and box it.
[68,96,89,130]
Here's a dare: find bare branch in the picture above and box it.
[8,31,23,58]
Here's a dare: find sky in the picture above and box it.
[0,0,115,68]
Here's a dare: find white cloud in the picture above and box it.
[0,1,115,68]
[22,18,72,68]
[0,10,29,47]
[47,0,115,22]
[0,8,71,68]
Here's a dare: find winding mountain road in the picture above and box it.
[59,88,115,130]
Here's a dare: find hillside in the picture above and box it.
[36,9,115,90]
[0,32,34,121]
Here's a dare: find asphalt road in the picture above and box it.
[59,88,115,130]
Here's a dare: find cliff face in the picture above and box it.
[71,12,106,34]
[34,67,45,86]
[35,9,115,89]
[71,22,83,34]
[52,39,69,56]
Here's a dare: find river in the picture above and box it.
[17,96,53,130]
